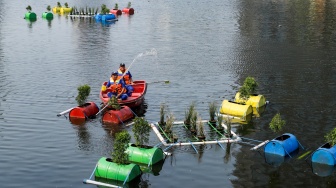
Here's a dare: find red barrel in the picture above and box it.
[102,106,134,124]
[110,9,122,16]
[69,102,99,119]
[122,8,134,15]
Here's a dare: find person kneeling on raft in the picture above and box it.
[117,63,133,96]
[105,71,128,100]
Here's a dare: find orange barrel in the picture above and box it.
[110,9,122,16]
[69,102,99,119]
[122,8,134,15]
[102,106,134,124]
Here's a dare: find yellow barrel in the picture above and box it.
[52,7,61,13]
[60,7,72,14]
[234,92,266,108]
[219,100,253,122]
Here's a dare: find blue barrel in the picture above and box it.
[95,14,102,21]
[102,14,116,21]
[311,143,336,166]
[264,133,299,156]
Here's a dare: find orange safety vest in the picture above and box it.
[109,78,125,94]
[118,70,132,85]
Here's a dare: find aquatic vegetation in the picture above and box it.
[269,113,286,133]
[238,76,258,100]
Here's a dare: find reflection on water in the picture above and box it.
[311,162,335,177]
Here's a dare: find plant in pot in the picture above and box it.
[26,5,32,12]
[122,2,134,15]
[132,117,151,147]
[75,84,91,106]
[208,101,217,126]
[165,113,174,142]
[184,102,195,126]
[127,2,132,9]
[223,116,233,138]
[196,116,206,140]
[46,5,51,12]
[107,96,121,110]
[64,2,69,8]
[238,76,258,101]
[190,111,197,134]
[100,4,109,15]
[269,113,285,134]
[216,113,224,132]
[158,103,166,126]
[57,2,62,8]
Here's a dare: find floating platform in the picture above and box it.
[264,133,300,157]
[311,143,336,166]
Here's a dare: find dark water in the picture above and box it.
[1,0,336,187]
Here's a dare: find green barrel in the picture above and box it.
[25,12,37,20]
[126,144,164,165]
[95,157,141,182]
[42,12,53,19]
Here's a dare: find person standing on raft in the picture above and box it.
[104,71,128,100]
[117,63,134,96]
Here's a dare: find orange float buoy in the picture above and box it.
[69,102,99,119]
[102,106,134,124]
[122,8,134,15]
[110,9,122,16]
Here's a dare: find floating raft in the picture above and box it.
[69,102,99,119]
[95,157,141,182]
[264,133,299,157]
[311,143,336,166]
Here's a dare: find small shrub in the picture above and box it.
[127,2,132,8]
[208,101,217,122]
[57,2,61,8]
[190,111,197,132]
[184,102,195,125]
[75,84,91,106]
[197,116,205,138]
[107,96,121,110]
[159,103,166,125]
[216,113,223,130]
[26,5,32,12]
[238,76,258,100]
[132,117,151,146]
[47,5,51,12]
[114,3,119,10]
[165,113,174,133]
[64,2,69,8]
[269,113,286,133]
[111,131,131,164]
[325,128,336,146]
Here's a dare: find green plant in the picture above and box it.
[197,116,205,138]
[224,117,232,137]
[165,113,174,133]
[107,96,121,110]
[26,5,32,12]
[127,2,132,8]
[216,113,223,130]
[114,3,119,10]
[208,101,217,122]
[269,113,286,133]
[57,2,61,8]
[190,111,197,132]
[132,117,151,146]
[64,2,68,8]
[75,84,91,105]
[111,131,131,164]
[325,128,336,146]
[238,76,258,100]
[100,4,109,14]
[184,102,195,125]
[46,5,51,12]
[159,103,166,125]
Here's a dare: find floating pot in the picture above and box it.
[264,133,300,157]
[52,7,61,13]
[102,106,134,124]
[122,8,134,15]
[95,157,142,182]
[219,100,253,122]
[110,9,122,16]
[102,14,117,21]
[69,102,99,119]
[234,92,266,108]
[42,12,53,20]
[60,7,72,14]
[311,143,336,166]
[126,144,164,165]
[25,12,37,20]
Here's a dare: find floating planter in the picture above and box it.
[234,92,266,117]
[219,100,253,122]
[264,133,300,157]
[42,12,53,19]
[110,9,122,16]
[95,14,117,21]
[311,162,335,177]
[102,106,134,124]
[60,7,72,14]
[95,157,141,182]
[122,8,134,15]
[52,7,61,13]
[311,143,336,166]
[25,12,37,20]
[126,144,164,165]
[69,102,99,119]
